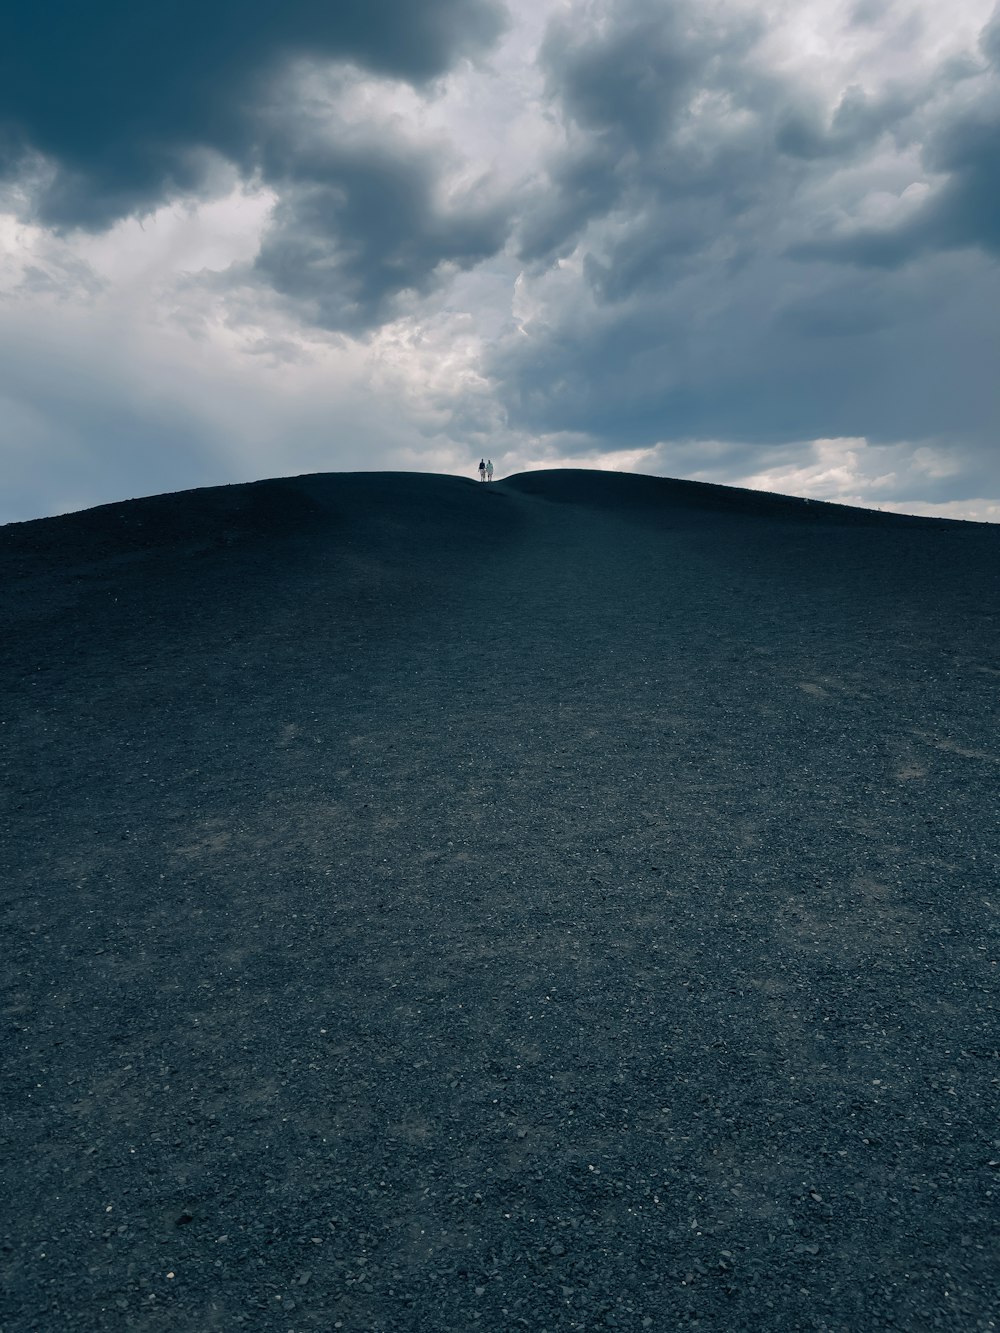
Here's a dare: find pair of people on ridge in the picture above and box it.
[478,459,494,482]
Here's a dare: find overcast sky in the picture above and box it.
[2,0,999,524]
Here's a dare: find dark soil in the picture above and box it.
[1,469,998,1332]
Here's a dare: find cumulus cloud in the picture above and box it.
[516,0,771,269]
[481,0,1000,514]
[0,0,507,226]
[0,0,512,334]
[789,93,1000,265]
[247,70,512,332]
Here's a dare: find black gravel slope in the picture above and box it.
[1,470,998,1333]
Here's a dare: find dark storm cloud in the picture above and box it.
[784,13,1000,269]
[0,0,513,333]
[493,246,1000,458]
[982,6,1000,65]
[788,95,1000,268]
[900,96,1000,256]
[517,2,767,266]
[541,6,720,147]
[523,0,1000,293]
[774,83,918,161]
[773,272,926,338]
[487,0,1000,495]
[518,0,915,288]
[0,0,506,228]
[254,141,509,332]
[518,144,624,265]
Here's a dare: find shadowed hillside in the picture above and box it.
[2,470,998,1332]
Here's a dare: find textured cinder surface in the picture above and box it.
[1,470,998,1331]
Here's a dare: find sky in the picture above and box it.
[1,0,999,524]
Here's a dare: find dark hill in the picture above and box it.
[503,466,932,524]
[2,470,998,1332]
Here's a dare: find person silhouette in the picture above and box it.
[479,459,486,482]
[486,459,494,481]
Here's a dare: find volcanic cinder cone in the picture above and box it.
[2,470,998,1330]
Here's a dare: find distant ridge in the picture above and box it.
[0,468,977,566]
[502,467,964,527]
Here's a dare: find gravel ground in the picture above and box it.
[1,469,998,1332]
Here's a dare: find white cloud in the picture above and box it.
[749,0,995,89]
[73,184,276,285]
[727,436,996,520]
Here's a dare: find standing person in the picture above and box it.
[479,459,486,482]
[486,459,494,481]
